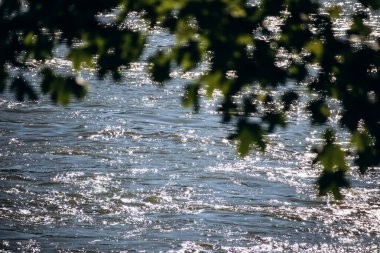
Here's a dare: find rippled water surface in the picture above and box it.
[1,2,380,252]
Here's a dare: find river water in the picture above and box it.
[1,3,380,252]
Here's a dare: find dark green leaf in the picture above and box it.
[149,51,172,83]
[316,170,350,200]
[308,100,330,125]
[182,83,200,112]
[10,77,38,101]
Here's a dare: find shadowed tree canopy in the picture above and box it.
[1,0,380,199]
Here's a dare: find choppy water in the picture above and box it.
[1,2,380,252]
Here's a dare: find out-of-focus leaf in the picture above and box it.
[233,121,266,156]
[350,130,378,174]
[348,12,372,37]
[313,129,348,172]
[68,48,95,70]
[306,39,324,63]
[40,68,87,105]
[308,99,330,125]
[281,91,299,111]
[316,170,350,200]
[175,40,202,71]
[243,96,257,116]
[313,143,348,172]
[10,77,38,101]
[0,67,8,93]
[182,83,200,112]
[24,32,37,46]
[328,5,342,19]
[201,71,224,97]
[149,51,172,83]
[351,130,373,152]
[287,63,307,82]
[262,112,287,133]
[314,129,350,199]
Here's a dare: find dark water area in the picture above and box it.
[1,2,380,252]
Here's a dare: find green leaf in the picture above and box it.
[182,83,200,112]
[316,170,350,200]
[281,91,299,111]
[348,13,372,37]
[287,63,307,82]
[262,112,287,133]
[307,99,330,125]
[40,68,87,105]
[10,77,38,101]
[175,40,202,71]
[24,32,37,46]
[201,71,224,96]
[313,129,348,172]
[314,129,351,200]
[68,48,95,70]
[351,131,372,152]
[314,143,348,172]
[243,96,257,115]
[306,39,324,63]
[234,121,266,156]
[149,51,172,83]
[328,5,342,19]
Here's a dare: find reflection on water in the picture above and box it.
[1,2,380,252]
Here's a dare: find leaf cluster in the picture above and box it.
[1,0,380,199]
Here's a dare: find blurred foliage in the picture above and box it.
[1,0,380,199]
